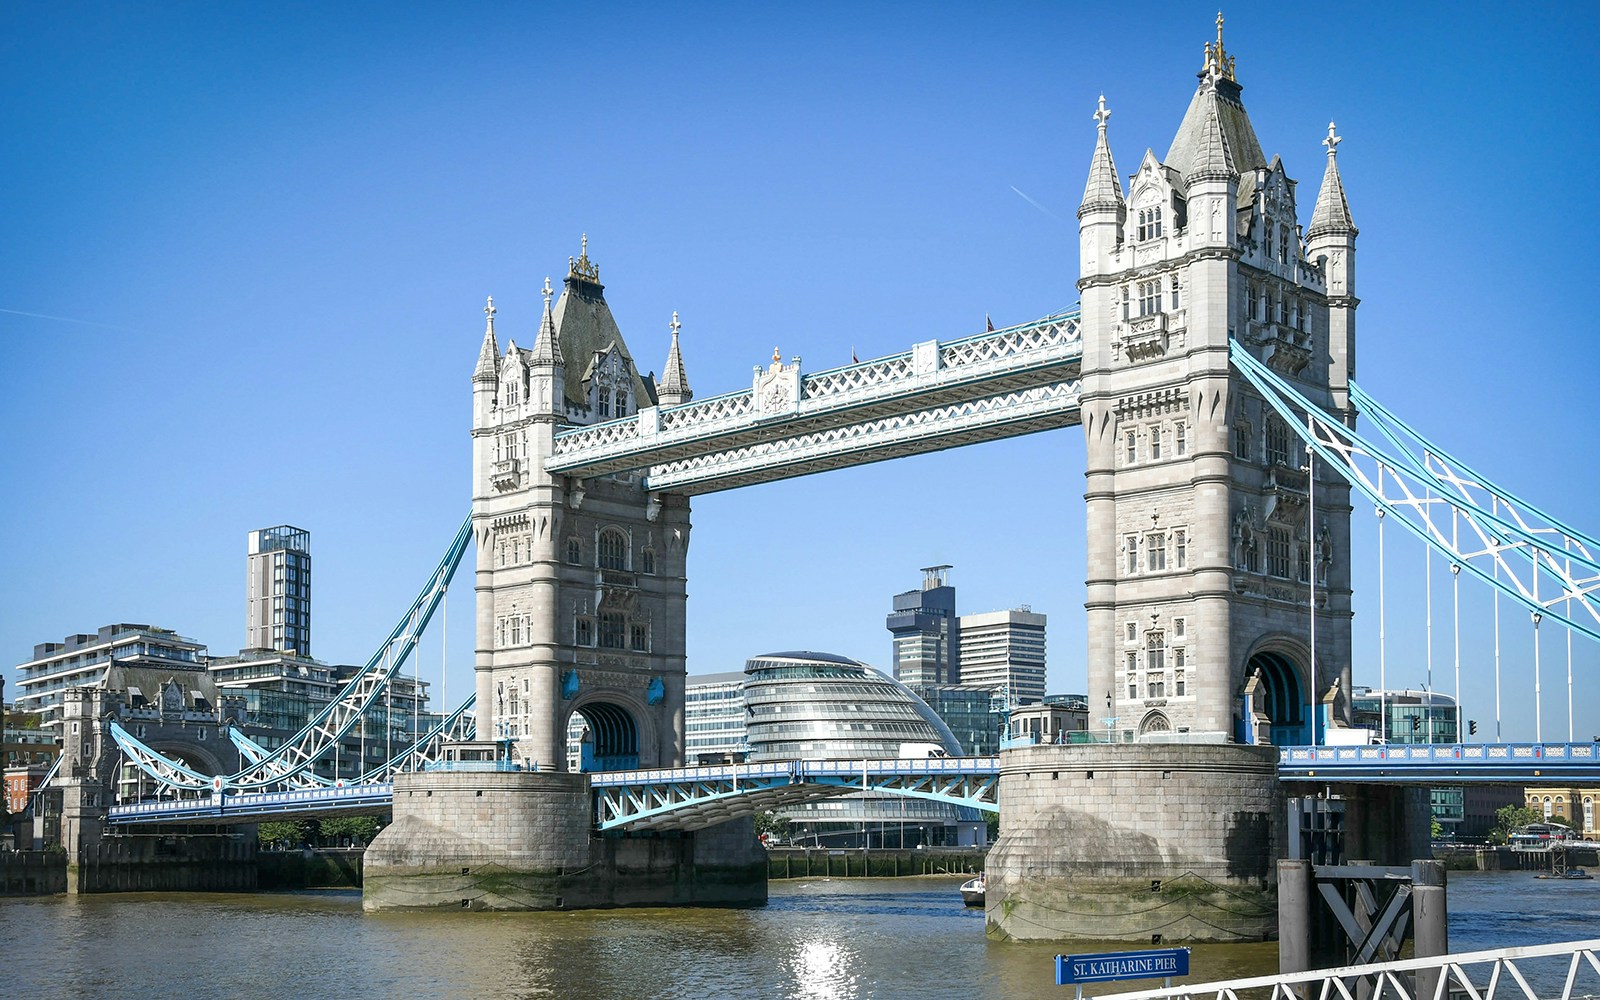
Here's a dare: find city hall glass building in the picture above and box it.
[742,651,986,848]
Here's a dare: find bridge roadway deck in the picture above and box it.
[103,743,1600,826]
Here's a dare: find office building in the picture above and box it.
[13,624,212,732]
[247,525,312,656]
[684,671,748,763]
[957,608,1047,705]
[886,566,959,686]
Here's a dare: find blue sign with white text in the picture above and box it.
[1055,948,1190,986]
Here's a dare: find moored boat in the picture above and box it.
[960,873,986,906]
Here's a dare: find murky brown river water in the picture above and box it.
[2,871,1595,999]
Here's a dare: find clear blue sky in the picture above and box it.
[3,2,1596,740]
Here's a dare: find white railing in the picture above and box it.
[1094,939,1600,1000]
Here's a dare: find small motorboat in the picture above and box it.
[960,873,986,907]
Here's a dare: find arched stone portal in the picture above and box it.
[1246,650,1309,746]
[568,701,641,772]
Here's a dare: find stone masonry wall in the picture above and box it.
[363,770,765,911]
[986,743,1282,942]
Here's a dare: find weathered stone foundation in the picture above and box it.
[362,770,767,911]
[68,835,258,893]
[985,743,1282,943]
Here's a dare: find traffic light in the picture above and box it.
[1469,720,1478,736]
[1412,716,1421,732]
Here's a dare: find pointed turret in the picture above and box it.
[1307,121,1357,238]
[472,296,500,430]
[1078,95,1125,218]
[526,276,565,416]
[1187,83,1237,182]
[473,296,500,384]
[1078,96,1127,279]
[530,277,563,366]
[1165,12,1265,179]
[658,311,692,406]
[1305,122,1359,425]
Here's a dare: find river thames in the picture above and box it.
[2,871,1595,999]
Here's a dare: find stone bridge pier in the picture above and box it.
[50,687,258,893]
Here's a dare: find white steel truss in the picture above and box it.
[1093,939,1600,1000]
[546,311,1083,492]
[1232,344,1600,642]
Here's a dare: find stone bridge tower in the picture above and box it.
[1078,17,1358,746]
[471,239,692,771]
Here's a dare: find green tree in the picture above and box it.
[257,821,300,850]
[1488,804,1544,845]
[320,816,382,847]
[753,810,790,843]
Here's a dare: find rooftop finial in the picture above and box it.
[1204,10,1237,83]
[542,276,553,307]
[1093,94,1111,131]
[671,310,681,337]
[568,233,601,283]
[772,346,781,365]
[485,295,496,325]
[1323,121,1342,157]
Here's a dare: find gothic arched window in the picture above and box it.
[598,529,628,571]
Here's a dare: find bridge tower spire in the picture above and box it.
[1078,19,1355,746]
[1306,122,1358,422]
[657,311,693,406]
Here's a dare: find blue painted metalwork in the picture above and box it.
[1278,741,1600,783]
[590,757,1001,831]
[1230,343,1600,642]
[109,782,395,825]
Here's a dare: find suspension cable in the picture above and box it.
[1377,471,1388,738]
[1425,479,1434,744]
[1452,505,1462,743]
[1308,425,1318,745]
[1533,611,1544,743]
[1493,496,1503,742]
[1567,550,1575,743]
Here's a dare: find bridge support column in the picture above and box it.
[985,743,1282,943]
[363,769,766,911]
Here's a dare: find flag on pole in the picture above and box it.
[851,346,859,363]
[985,314,994,332]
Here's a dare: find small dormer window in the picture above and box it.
[1263,224,1274,260]
[1278,225,1291,264]
[506,379,520,406]
[1137,206,1164,241]
[598,392,611,418]
[614,389,627,417]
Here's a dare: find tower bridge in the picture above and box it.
[73,16,1598,943]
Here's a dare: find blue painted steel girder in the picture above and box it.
[591,758,1001,832]
[1278,742,1600,784]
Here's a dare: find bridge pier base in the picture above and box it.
[985,744,1282,943]
[362,770,767,912]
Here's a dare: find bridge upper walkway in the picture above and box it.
[544,311,1082,494]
